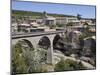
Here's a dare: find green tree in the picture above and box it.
[66,22,74,26]
[49,24,56,29]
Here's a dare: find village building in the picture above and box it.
[12,23,18,33]
[42,12,56,26]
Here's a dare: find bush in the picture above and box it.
[49,25,56,29]
[12,43,48,74]
[12,43,28,74]
[54,59,86,71]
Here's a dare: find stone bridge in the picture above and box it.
[12,31,65,64]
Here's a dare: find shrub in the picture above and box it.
[54,59,86,71]
[12,43,48,74]
[12,43,28,74]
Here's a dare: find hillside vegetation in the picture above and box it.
[12,10,76,18]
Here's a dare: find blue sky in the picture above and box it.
[12,1,96,18]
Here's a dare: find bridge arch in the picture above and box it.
[53,34,64,52]
[36,36,51,63]
[15,39,34,52]
[22,39,34,49]
[37,36,51,49]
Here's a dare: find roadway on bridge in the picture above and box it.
[12,31,65,39]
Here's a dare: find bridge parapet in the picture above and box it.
[12,31,65,39]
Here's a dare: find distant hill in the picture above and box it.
[12,10,76,18]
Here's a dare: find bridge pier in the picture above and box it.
[47,41,54,64]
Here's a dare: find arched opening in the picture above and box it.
[53,35,64,52]
[38,36,50,49]
[37,36,51,63]
[18,39,34,51]
[22,39,33,48]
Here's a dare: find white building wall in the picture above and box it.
[56,17,78,25]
